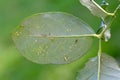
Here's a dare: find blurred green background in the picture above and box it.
[0,0,120,80]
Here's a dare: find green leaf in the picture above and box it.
[12,12,95,64]
[79,0,114,18]
[76,53,120,80]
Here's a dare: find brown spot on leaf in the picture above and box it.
[75,39,78,44]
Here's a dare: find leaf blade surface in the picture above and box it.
[79,0,113,18]
[12,12,95,64]
[76,53,120,80]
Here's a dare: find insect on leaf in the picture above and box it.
[76,53,120,80]
[79,0,114,18]
[12,12,95,64]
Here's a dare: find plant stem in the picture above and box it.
[98,39,102,80]
[99,4,120,38]
[97,4,120,80]
[114,4,120,15]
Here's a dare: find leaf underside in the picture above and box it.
[12,12,95,64]
[76,53,120,80]
[79,0,112,18]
